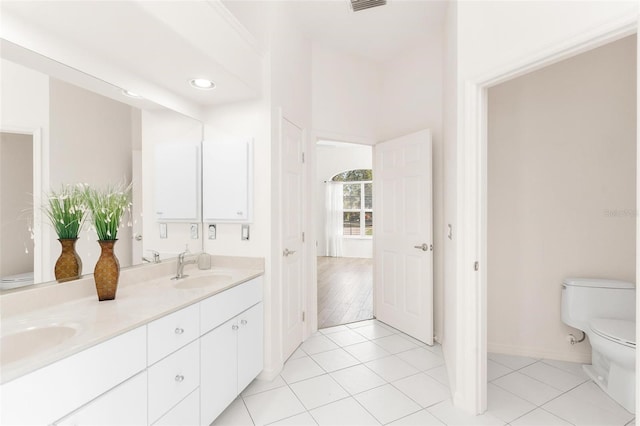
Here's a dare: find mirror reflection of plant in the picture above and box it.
[83,182,132,241]
[44,184,87,239]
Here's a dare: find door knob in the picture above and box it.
[414,243,431,252]
[283,248,296,257]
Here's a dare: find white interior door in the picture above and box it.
[281,117,304,360]
[374,129,433,344]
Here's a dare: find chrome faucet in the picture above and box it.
[142,250,161,264]
[173,251,197,280]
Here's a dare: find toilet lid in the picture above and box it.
[590,318,636,348]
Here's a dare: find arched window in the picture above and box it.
[331,169,373,236]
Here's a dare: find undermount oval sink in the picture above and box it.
[1,325,78,365]
[173,274,233,290]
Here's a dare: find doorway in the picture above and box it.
[316,140,374,329]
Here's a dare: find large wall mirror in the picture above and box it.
[0,40,204,292]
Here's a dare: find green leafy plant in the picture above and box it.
[44,184,87,239]
[83,182,132,241]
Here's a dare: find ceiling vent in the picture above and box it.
[350,0,387,12]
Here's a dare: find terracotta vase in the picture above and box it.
[94,240,120,301]
[54,238,82,282]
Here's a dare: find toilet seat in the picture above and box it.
[590,318,636,348]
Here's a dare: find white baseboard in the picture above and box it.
[487,341,592,364]
[258,364,283,381]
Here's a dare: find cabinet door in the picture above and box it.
[153,388,199,426]
[154,142,201,221]
[202,138,252,222]
[237,303,264,393]
[55,372,147,426]
[200,318,238,425]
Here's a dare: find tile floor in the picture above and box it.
[212,320,635,425]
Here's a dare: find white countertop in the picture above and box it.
[0,256,264,385]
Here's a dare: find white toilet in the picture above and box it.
[561,277,636,413]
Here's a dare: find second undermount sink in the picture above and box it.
[173,274,233,290]
[1,325,78,365]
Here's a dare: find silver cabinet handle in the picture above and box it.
[232,324,239,331]
[174,327,184,335]
[283,248,296,257]
[241,319,247,326]
[414,243,431,252]
[134,234,143,241]
[175,374,185,383]
[236,211,243,215]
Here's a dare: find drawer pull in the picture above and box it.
[175,327,185,335]
[175,374,185,383]
[241,319,248,326]
[232,324,239,331]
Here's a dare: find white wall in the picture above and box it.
[444,0,638,413]
[0,133,33,277]
[316,143,372,259]
[488,35,636,363]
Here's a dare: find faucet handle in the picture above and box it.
[148,250,160,263]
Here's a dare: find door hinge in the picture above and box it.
[302,152,305,163]
[302,311,306,322]
[302,232,305,242]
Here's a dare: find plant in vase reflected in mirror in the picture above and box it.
[44,184,87,283]
[83,182,132,301]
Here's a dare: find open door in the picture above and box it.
[374,129,433,344]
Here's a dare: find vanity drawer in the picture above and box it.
[200,276,263,334]
[148,303,199,365]
[148,339,199,424]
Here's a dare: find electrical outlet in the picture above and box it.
[208,224,216,240]
[159,223,167,239]
[241,224,250,241]
[190,223,198,239]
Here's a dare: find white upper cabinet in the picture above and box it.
[154,142,201,221]
[202,138,253,223]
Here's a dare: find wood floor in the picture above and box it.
[317,256,373,329]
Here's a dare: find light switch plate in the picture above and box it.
[190,223,199,239]
[241,224,250,241]
[159,223,167,239]
[208,224,216,240]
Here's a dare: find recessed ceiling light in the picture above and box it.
[122,89,142,99]
[189,78,216,90]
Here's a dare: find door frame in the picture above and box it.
[457,14,639,414]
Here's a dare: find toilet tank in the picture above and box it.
[561,278,635,331]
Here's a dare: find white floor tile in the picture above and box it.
[372,335,419,354]
[288,347,308,361]
[320,325,351,335]
[343,341,392,363]
[281,356,325,384]
[510,408,572,426]
[290,374,349,410]
[425,343,444,356]
[520,361,588,392]
[311,348,360,372]
[355,384,422,424]
[242,375,287,397]
[487,359,513,381]
[488,353,538,370]
[400,334,429,348]
[428,399,505,426]
[212,397,254,426]
[388,409,445,425]
[365,355,420,382]
[268,411,318,425]
[541,359,589,380]
[326,329,369,346]
[426,365,450,388]
[392,373,450,408]
[301,335,340,355]
[543,390,632,426]
[310,397,380,426]
[492,372,563,406]
[243,386,306,426]
[353,324,395,340]
[486,383,536,423]
[396,347,445,371]
[330,364,387,395]
[347,319,377,329]
[559,382,634,422]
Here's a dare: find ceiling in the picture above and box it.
[225,0,448,64]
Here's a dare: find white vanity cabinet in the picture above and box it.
[202,138,253,223]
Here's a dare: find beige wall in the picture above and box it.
[0,133,33,277]
[487,36,637,362]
